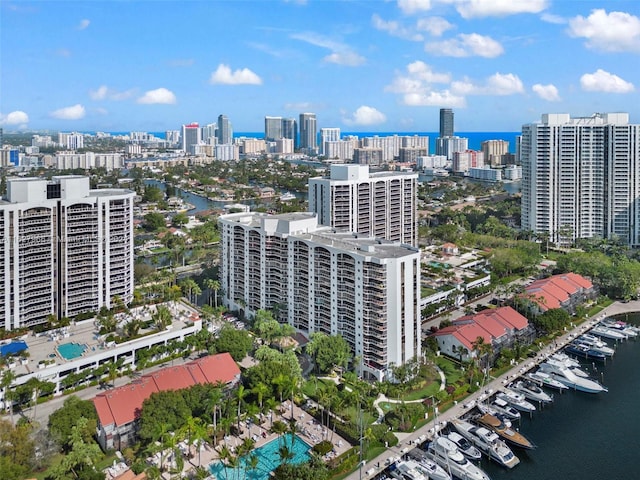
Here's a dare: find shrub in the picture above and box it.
[313,440,333,456]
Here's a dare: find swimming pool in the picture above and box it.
[209,434,311,480]
[57,342,87,360]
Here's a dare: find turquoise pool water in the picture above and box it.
[209,434,311,480]
[57,342,87,360]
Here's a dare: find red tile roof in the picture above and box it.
[523,273,592,311]
[93,353,240,429]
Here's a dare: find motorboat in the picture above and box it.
[538,360,608,394]
[444,431,482,461]
[475,413,536,450]
[545,356,591,378]
[495,390,536,413]
[509,380,554,404]
[477,397,521,421]
[525,370,569,391]
[549,352,581,368]
[591,325,628,341]
[405,451,453,480]
[449,418,520,469]
[578,334,615,356]
[424,436,492,480]
[564,341,608,361]
[388,459,429,480]
[601,320,638,338]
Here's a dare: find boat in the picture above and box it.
[538,360,608,394]
[477,397,520,421]
[591,325,628,341]
[549,352,582,368]
[424,436,492,480]
[565,340,608,361]
[601,320,638,338]
[405,452,453,480]
[388,459,428,480]
[509,380,554,404]
[525,370,569,391]
[444,431,482,461]
[449,418,520,469]
[546,356,591,378]
[495,390,536,413]
[475,413,536,450]
[279,191,297,201]
[578,334,615,356]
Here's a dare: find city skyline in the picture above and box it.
[2,1,640,132]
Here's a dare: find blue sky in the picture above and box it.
[2,0,640,133]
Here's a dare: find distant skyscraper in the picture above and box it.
[435,136,468,160]
[264,116,283,142]
[521,112,640,247]
[281,118,297,149]
[320,127,341,155]
[181,123,201,154]
[299,113,317,152]
[439,108,454,138]
[481,139,509,167]
[217,114,232,145]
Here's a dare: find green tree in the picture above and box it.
[0,419,34,480]
[172,212,189,227]
[48,396,98,450]
[216,324,253,361]
[144,212,167,231]
[305,332,352,374]
[49,418,102,480]
[152,305,173,331]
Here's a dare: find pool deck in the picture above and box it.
[180,401,352,475]
[2,301,196,378]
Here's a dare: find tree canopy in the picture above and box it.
[305,332,352,374]
[216,324,253,361]
[48,396,97,450]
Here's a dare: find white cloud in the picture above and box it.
[568,9,640,53]
[452,72,524,95]
[50,104,85,120]
[0,110,29,125]
[343,106,387,126]
[137,88,177,104]
[580,69,635,93]
[291,31,365,66]
[324,51,366,66]
[397,0,432,15]
[456,0,548,19]
[540,13,566,25]
[532,83,561,101]
[77,19,90,30]
[425,33,504,57]
[209,64,263,85]
[403,90,466,107]
[89,85,135,101]
[372,14,424,41]
[416,17,454,37]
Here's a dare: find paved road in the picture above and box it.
[344,300,634,480]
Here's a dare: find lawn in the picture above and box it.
[435,356,464,385]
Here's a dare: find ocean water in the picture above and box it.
[480,314,639,480]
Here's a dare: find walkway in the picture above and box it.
[344,300,637,480]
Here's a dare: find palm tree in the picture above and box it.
[277,445,294,467]
[205,278,221,307]
[236,385,248,433]
[270,420,288,447]
[252,382,269,413]
[152,305,173,331]
[1,369,16,421]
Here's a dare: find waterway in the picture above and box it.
[144,179,225,214]
[480,312,639,480]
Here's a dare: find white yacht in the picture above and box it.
[495,390,537,413]
[407,450,453,480]
[601,320,638,338]
[476,397,520,422]
[525,370,569,391]
[509,380,554,404]
[388,459,429,480]
[425,436,492,480]
[449,418,520,469]
[546,356,591,378]
[539,360,608,394]
[578,334,615,356]
[591,324,628,341]
[445,431,482,461]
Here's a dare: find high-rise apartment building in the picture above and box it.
[281,118,297,149]
[308,164,418,246]
[58,132,84,150]
[521,112,640,246]
[181,123,201,154]
[0,176,134,330]
[320,128,341,155]
[264,116,283,142]
[217,115,233,145]
[439,108,454,138]
[299,113,317,153]
[481,140,510,167]
[435,136,468,160]
[218,212,421,380]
